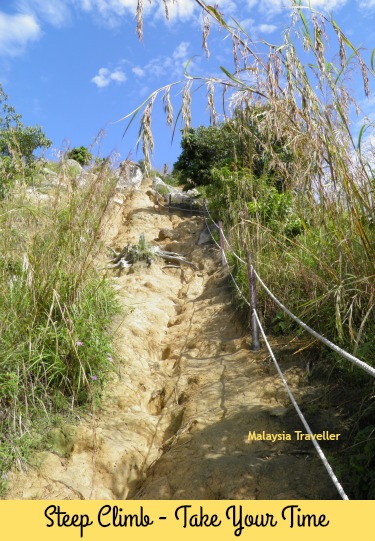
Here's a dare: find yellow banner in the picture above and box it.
[0,500,372,540]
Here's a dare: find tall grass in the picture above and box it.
[206,168,374,364]
[130,0,374,366]
[0,159,120,485]
[129,0,375,497]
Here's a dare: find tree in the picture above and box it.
[172,115,292,191]
[66,146,93,166]
[173,123,240,187]
[0,84,52,191]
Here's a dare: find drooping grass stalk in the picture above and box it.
[128,0,375,358]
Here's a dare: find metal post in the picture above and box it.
[218,221,226,266]
[247,253,260,351]
[190,200,193,216]
[168,194,172,213]
[203,198,207,220]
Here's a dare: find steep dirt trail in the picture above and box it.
[6,182,339,500]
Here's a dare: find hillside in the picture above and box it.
[5,179,342,500]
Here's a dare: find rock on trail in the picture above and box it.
[5,181,339,500]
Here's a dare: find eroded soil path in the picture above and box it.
[6,182,339,500]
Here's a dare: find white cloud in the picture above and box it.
[305,0,348,8]
[139,41,192,80]
[130,41,198,86]
[110,69,127,82]
[78,0,137,12]
[173,41,190,60]
[92,67,111,88]
[154,0,196,23]
[77,0,145,26]
[79,0,239,27]
[16,0,71,27]
[258,23,278,33]
[132,66,146,77]
[153,0,239,24]
[240,17,255,29]
[257,0,348,15]
[358,0,375,7]
[91,66,127,88]
[240,18,277,35]
[213,0,238,13]
[0,12,41,57]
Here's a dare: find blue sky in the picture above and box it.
[1,0,375,171]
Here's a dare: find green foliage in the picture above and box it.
[67,146,93,166]
[155,184,170,196]
[128,233,155,264]
[173,124,236,187]
[271,311,289,335]
[0,85,52,193]
[138,159,146,174]
[162,174,181,187]
[172,110,293,191]
[201,165,302,238]
[247,185,303,238]
[348,425,375,498]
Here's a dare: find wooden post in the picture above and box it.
[247,253,260,351]
[168,194,172,213]
[218,221,226,266]
[240,220,246,240]
[155,190,159,208]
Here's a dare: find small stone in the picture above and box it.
[158,228,175,241]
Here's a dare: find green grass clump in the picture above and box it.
[0,161,120,488]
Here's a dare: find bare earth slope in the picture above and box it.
[6,182,338,500]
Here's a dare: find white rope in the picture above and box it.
[204,214,222,250]
[223,252,251,308]
[203,203,375,378]
[252,267,375,378]
[155,192,204,214]
[204,213,250,305]
[199,201,374,378]
[161,199,354,497]
[220,228,247,265]
[253,310,349,500]
[203,203,247,266]
[203,202,219,228]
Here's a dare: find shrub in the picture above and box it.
[67,146,93,166]
[0,84,51,193]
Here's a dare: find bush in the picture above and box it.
[67,146,93,166]
[0,85,51,193]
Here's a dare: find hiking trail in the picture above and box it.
[6,180,340,500]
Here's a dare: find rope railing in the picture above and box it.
[154,190,205,215]
[202,204,349,500]
[157,195,374,378]
[203,201,219,228]
[202,202,375,379]
[252,267,375,378]
[157,191,370,499]
[253,310,349,500]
